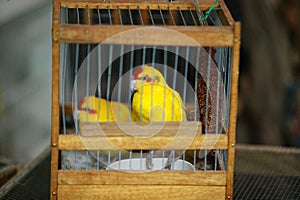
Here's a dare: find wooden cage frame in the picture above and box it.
[51,0,241,199]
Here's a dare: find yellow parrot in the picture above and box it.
[130,65,187,122]
[130,65,187,169]
[78,96,130,122]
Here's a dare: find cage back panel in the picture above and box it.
[51,0,240,199]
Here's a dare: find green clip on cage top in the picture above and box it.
[51,0,241,199]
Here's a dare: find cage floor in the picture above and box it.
[0,145,299,200]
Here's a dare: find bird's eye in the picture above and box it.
[141,76,147,81]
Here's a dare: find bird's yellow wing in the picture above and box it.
[131,83,187,122]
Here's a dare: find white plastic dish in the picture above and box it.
[108,158,194,171]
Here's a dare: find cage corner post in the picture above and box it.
[50,0,61,199]
[226,21,241,200]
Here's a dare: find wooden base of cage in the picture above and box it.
[57,171,226,200]
[58,185,225,200]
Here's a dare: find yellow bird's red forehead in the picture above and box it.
[133,66,144,79]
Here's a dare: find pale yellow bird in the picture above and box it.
[78,96,130,122]
[77,96,131,169]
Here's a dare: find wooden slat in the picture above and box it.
[60,0,219,11]
[168,8,177,26]
[56,25,234,46]
[141,8,149,25]
[58,133,228,150]
[219,0,235,26]
[58,185,225,200]
[215,7,229,26]
[51,1,60,200]
[80,121,202,136]
[60,103,73,116]
[58,171,226,186]
[226,22,241,200]
[112,9,120,25]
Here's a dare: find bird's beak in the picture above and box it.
[130,76,137,91]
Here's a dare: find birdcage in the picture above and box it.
[51,0,240,199]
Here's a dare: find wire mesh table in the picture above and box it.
[234,145,300,200]
[0,145,299,200]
